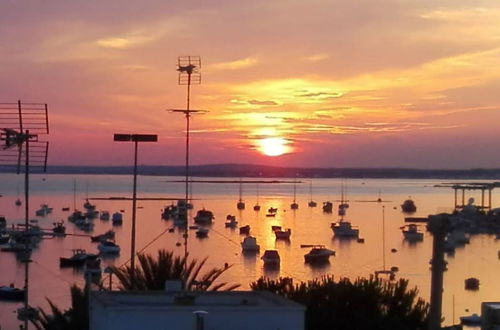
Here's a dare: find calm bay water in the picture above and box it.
[0,173,499,328]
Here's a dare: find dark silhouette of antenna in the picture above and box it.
[170,56,207,262]
[0,100,49,329]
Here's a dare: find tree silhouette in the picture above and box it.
[251,275,429,330]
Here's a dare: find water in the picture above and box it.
[0,173,498,328]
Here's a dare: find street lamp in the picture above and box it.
[113,133,158,285]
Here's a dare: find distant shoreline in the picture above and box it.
[2,164,500,180]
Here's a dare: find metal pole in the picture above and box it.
[184,73,191,262]
[131,140,138,286]
[454,189,457,210]
[481,189,485,210]
[428,214,448,330]
[24,130,29,330]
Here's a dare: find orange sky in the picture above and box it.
[1,1,500,168]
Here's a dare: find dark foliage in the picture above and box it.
[251,275,429,330]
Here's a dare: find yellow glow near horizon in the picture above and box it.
[258,137,291,156]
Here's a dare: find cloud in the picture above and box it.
[248,99,278,106]
[211,57,258,70]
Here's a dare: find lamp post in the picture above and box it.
[113,133,158,286]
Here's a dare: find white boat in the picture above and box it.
[274,228,291,240]
[98,241,120,254]
[331,221,359,238]
[112,212,123,225]
[194,209,214,224]
[402,224,423,241]
[304,246,335,263]
[241,236,260,252]
[261,250,280,267]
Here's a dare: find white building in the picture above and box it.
[90,290,305,330]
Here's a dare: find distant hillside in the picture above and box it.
[2,164,500,179]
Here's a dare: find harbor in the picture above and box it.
[1,174,500,328]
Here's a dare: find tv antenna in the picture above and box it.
[170,56,207,263]
[0,100,49,329]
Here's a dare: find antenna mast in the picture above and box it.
[0,100,49,329]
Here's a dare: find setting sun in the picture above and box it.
[257,137,291,156]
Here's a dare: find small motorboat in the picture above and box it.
[68,210,85,223]
[268,207,278,213]
[112,212,123,225]
[0,285,25,301]
[402,224,423,241]
[241,236,260,252]
[161,204,176,220]
[225,215,238,228]
[61,207,70,211]
[401,198,417,213]
[271,225,282,232]
[52,221,66,236]
[331,221,359,238]
[274,228,291,240]
[35,204,53,217]
[322,202,333,213]
[99,211,110,221]
[459,313,481,326]
[239,225,250,235]
[83,199,96,210]
[304,246,335,263]
[91,230,115,243]
[262,250,280,267]
[194,209,214,224]
[196,227,209,238]
[98,240,121,254]
[60,249,97,267]
[15,199,22,207]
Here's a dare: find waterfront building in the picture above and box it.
[90,287,305,330]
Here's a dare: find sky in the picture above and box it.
[1,0,500,169]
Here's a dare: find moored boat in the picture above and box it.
[99,211,110,221]
[274,228,291,240]
[0,285,25,301]
[401,198,417,213]
[52,221,66,236]
[331,221,359,238]
[196,227,209,238]
[402,224,423,241]
[194,209,214,224]
[261,250,280,267]
[98,240,121,254]
[225,215,238,228]
[112,212,123,225]
[35,204,53,217]
[239,225,250,235]
[60,249,97,267]
[241,236,260,252]
[304,246,335,263]
[322,202,333,213]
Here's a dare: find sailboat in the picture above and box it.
[237,179,245,210]
[331,181,359,238]
[308,180,317,207]
[253,182,261,211]
[290,177,298,209]
[374,206,396,280]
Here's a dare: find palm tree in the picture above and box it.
[31,285,87,330]
[112,249,240,291]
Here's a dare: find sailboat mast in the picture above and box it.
[382,206,386,270]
